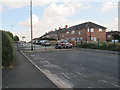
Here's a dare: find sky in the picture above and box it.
[0,0,119,41]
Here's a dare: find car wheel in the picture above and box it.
[66,46,68,49]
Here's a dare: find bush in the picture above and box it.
[79,42,98,49]
[14,35,19,42]
[77,42,119,51]
[2,31,15,68]
[7,31,14,40]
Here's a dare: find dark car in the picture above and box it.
[55,40,73,49]
[35,41,41,45]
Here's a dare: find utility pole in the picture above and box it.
[30,0,33,50]
[89,27,91,41]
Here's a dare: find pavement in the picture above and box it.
[2,45,58,88]
[22,48,119,88]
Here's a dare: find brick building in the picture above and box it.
[41,21,107,42]
[106,31,120,42]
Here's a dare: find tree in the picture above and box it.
[14,35,19,42]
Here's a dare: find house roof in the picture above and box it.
[68,21,107,32]
[41,21,107,37]
[106,31,120,35]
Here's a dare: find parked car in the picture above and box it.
[41,40,50,46]
[55,40,73,49]
[112,40,119,43]
[33,41,37,44]
[36,41,42,45]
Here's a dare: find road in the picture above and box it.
[2,45,58,88]
[22,44,119,88]
[18,42,55,51]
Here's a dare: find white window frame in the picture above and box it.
[78,31,81,35]
[66,31,69,35]
[94,37,96,41]
[108,35,111,38]
[91,37,94,40]
[80,37,83,41]
[62,34,64,37]
[71,38,75,41]
[91,28,94,32]
[88,28,89,32]
[99,28,102,32]
[71,30,75,34]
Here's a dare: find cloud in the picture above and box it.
[1,0,60,9]
[106,17,118,31]
[18,2,91,41]
[101,2,117,13]
[19,14,39,27]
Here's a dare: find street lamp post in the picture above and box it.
[30,0,33,50]
[10,25,13,32]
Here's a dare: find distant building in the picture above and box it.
[41,21,107,42]
[106,31,120,42]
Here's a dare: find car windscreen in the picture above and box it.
[44,41,49,43]
[61,40,68,43]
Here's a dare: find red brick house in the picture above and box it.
[106,31,120,42]
[41,21,107,42]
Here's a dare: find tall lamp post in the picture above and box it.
[10,25,13,32]
[30,0,33,50]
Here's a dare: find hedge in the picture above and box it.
[76,42,120,51]
[2,31,15,68]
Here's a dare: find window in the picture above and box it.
[91,37,94,40]
[80,37,83,41]
[94,37,96,41]
[54,34,57,37]
[71,38,75,41]
[78,31,81,35]
[77,38,79,41]
[62,34,64,37]
[66,31,69,35]
[71,30,75,34]
[91,28,94,32]
[99,29,102,32]
[108,35,111,38]
[88,28,89,32]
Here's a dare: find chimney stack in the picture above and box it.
[59,27,61,30]
[65,25,68,29]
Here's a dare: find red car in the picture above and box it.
[55,40,73,49]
